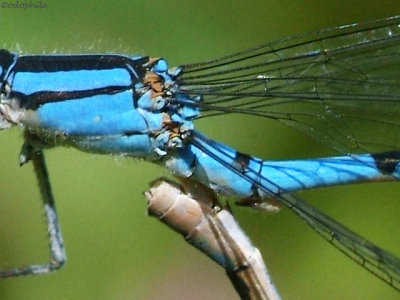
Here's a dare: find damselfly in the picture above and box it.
[0,14,400,297]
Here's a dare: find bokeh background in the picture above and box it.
[0,1,399,299]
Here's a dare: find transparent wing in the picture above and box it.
[190,131,400,292]
[177,16,400,154]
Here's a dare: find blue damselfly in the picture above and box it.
[1,4,400,299]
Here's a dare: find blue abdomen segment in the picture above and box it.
[166,132,400,199]
[255,155,400,194]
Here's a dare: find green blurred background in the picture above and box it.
[0,1,399,299]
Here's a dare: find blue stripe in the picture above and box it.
[36,90,155,136]
[13,68,132,94]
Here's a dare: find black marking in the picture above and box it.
[9,54,153,110]
[15,54,148,74]
[17,85,130,110]
[234,152,251,172]
[372,151,400,174]
[124,130,145,137]
[0,49,16,82]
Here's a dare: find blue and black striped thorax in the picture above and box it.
[0,49,200,158]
